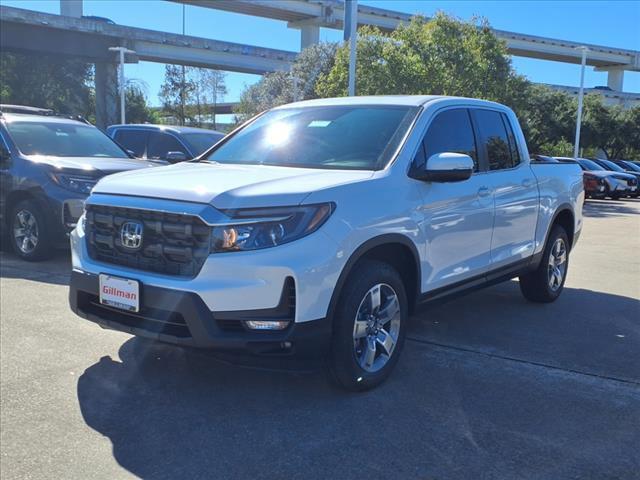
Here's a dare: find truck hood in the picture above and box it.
[92,161,375,209]
[26,155,161,175]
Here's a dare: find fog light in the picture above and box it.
[244,320,289,330]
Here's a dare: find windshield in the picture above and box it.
[5,120,129,158]
[598,159,625,172]
[205,105,420,170]
[578,159,605,171]
[182,132,225,156]
[622,161,640,172]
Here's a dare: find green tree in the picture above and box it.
[0,52,93,116]
[316,13,529,110]
[196,69,227,129]
[159,64,196,125]
[234,42,338,120]
[517,84,576,154]
[121,81,159,124]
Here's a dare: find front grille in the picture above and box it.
[86,204,211,277]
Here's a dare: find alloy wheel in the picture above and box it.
[352,283,401,373]
[547,238,567,292]
[13,209,39,254]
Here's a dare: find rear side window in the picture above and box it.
[114,129,148,158]
[421,109,479,172]
[147,132,188,160]
[502,114,521,166]
[473,109,513,171]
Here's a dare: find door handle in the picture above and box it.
[478,186,491,197]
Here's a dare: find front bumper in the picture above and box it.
[69,270,331,364]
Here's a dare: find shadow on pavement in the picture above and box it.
[0,251,71,286]
[409,281,640,383]
[583,199,639,218]
[76,285,640,480]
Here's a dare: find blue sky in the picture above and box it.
[4,0,640,107]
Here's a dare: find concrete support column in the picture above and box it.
[606,68,624,91]
[300,24,320,50]
[60,0,83,17]
[94,62,118,130]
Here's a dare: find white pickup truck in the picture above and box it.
[69,96,584,390]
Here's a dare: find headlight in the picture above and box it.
[210,203,335,253]
[50,173,98,194]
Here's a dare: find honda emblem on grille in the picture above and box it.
[120,221,143,250]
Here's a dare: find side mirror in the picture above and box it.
[414,152,474,182]
[166,151,188,163]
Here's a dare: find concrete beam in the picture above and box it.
[94,62,118,129]
[606,69,625,91]
[60,0,82,17]
[300,24,320,50]
[0,5,297,74]
[169,0,640,72]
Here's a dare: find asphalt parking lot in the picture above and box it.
[1,199,639,480]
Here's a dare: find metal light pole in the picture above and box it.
[108,46,136,124]
[573,46,589,158]
[344,0,358,96]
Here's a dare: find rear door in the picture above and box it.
[112,129,149,159]
[471,109,538,269]
[147,132,190,161]
[415,108,495,291]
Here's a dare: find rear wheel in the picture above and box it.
[519,225,569,303]
[10,199,53,261]
[327,260,408,391]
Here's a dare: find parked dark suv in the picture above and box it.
[107,124,225,162]
[0,105,159,260]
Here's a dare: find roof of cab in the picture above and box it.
[274,95,510,111]
[0,112,90,125]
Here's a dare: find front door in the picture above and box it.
[414,108,495,292]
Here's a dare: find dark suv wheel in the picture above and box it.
[10,199,53,261]
[327,260,408,391]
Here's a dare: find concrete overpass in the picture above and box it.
[1,0,639,128]
[0,4,295,127]
[172,0,640,91]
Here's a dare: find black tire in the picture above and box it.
[519,225,569,303]
[9,199,53,261]
[327,260,408,392]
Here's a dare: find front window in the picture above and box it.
[5,120,129,158]
[578,159,605,171]
[205,105,420,170]
[183,132,224,156]
[622,161,640,172]
[599,159,625,172]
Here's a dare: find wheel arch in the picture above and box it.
[550,205,575,250]
[326,234,422,322]
[4,189,52,232]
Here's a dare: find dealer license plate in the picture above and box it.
[99,274,140,312]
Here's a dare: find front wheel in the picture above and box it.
[519,225,569,303]
[10,199,53,261]
[327,260,408,391]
